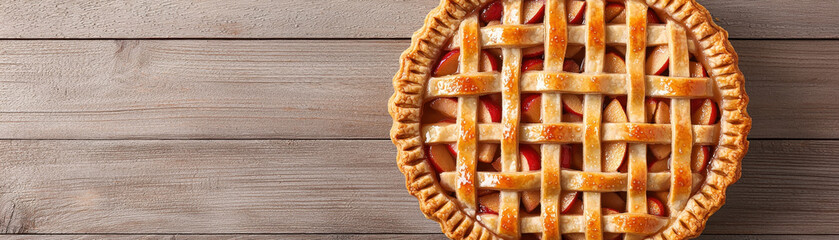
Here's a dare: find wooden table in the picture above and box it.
[0,1,835,239]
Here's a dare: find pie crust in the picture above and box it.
[388,0,751,239]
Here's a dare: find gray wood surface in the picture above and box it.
[0,140,832,235]
[0,234,446,240]
[0,0,834,39]
[0,40,833,139]
[0,0,831,239]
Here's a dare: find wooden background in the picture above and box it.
[0,0,835,239]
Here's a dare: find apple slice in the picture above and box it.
[602,207,620,215]
[604,2,625,23]
[566,196,584,214]
[691,99,718,125]
[479,97,502,123]
[491,157,502,171]
[647,9,663,24]
[647,10,662,24]
[617,159,628,173]
[602,99,627,172]
[691,146,710,172]
[524,0,546,24]
[561,145,573,168]
[601,192,626,212]
[522,46,544,59]
[567,1,586,24]
[480,50,501,72]
[610,11,626,25]
[613,96,627,107]
[448,135,498,165]
[604,51,627,74]
[564,59,581,73]
[654,100,670,124]
[522,58,544,71]
[522,94,542,123]
[434,50,460,77]
[646,45,669,75]
[650,101,671,160]
[653,192,669,206]
[476,144,498,163]
[479,192,500,214]
[447,142,497,164]
[649,144,671,161]
[445,143,458,157]
[689,61,708,77]
[562,95,584,116]
[561,191,580,213]
[427,145,456,173]
[647,196,667,216]
[522,191,541,212]
[520,145,541,212]
[480,1,503,23]
[521,145,541,171]
[563,113,583,122]
[648,158,668,172]
[429,98,458,119]
[477,97,502,163]
[645,98,659,123]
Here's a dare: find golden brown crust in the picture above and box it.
[388,0,750,239]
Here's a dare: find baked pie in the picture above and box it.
[388,0,750,239]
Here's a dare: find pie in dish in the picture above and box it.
[388,0,750,239]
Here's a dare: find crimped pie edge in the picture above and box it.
[387,0,751,239]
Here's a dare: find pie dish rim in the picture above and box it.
[387,0,751,239]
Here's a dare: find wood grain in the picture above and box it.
[0,0,834,39]
[0,139,833,234]
[1,234,447,240]
[0,140,432,233]
[0,40,400,139]
[0,39,829,139]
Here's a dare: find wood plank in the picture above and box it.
[0,140,834,234]
[0,40,402,139]
[0,1,834,39]
[3,236,171,240]
[730,40,839,139]
[2,234,447,240]
[0,40,831,139]
[0,140,435,233]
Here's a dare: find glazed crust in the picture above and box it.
[387,0,751,239]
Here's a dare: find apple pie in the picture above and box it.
[388,0,751,239]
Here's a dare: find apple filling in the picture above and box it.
[422,1,719,238]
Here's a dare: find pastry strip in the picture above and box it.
[667,21,693,212]
[497,0,524,237]
[540,0,568,239]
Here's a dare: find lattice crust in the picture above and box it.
[389,0,751,239]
